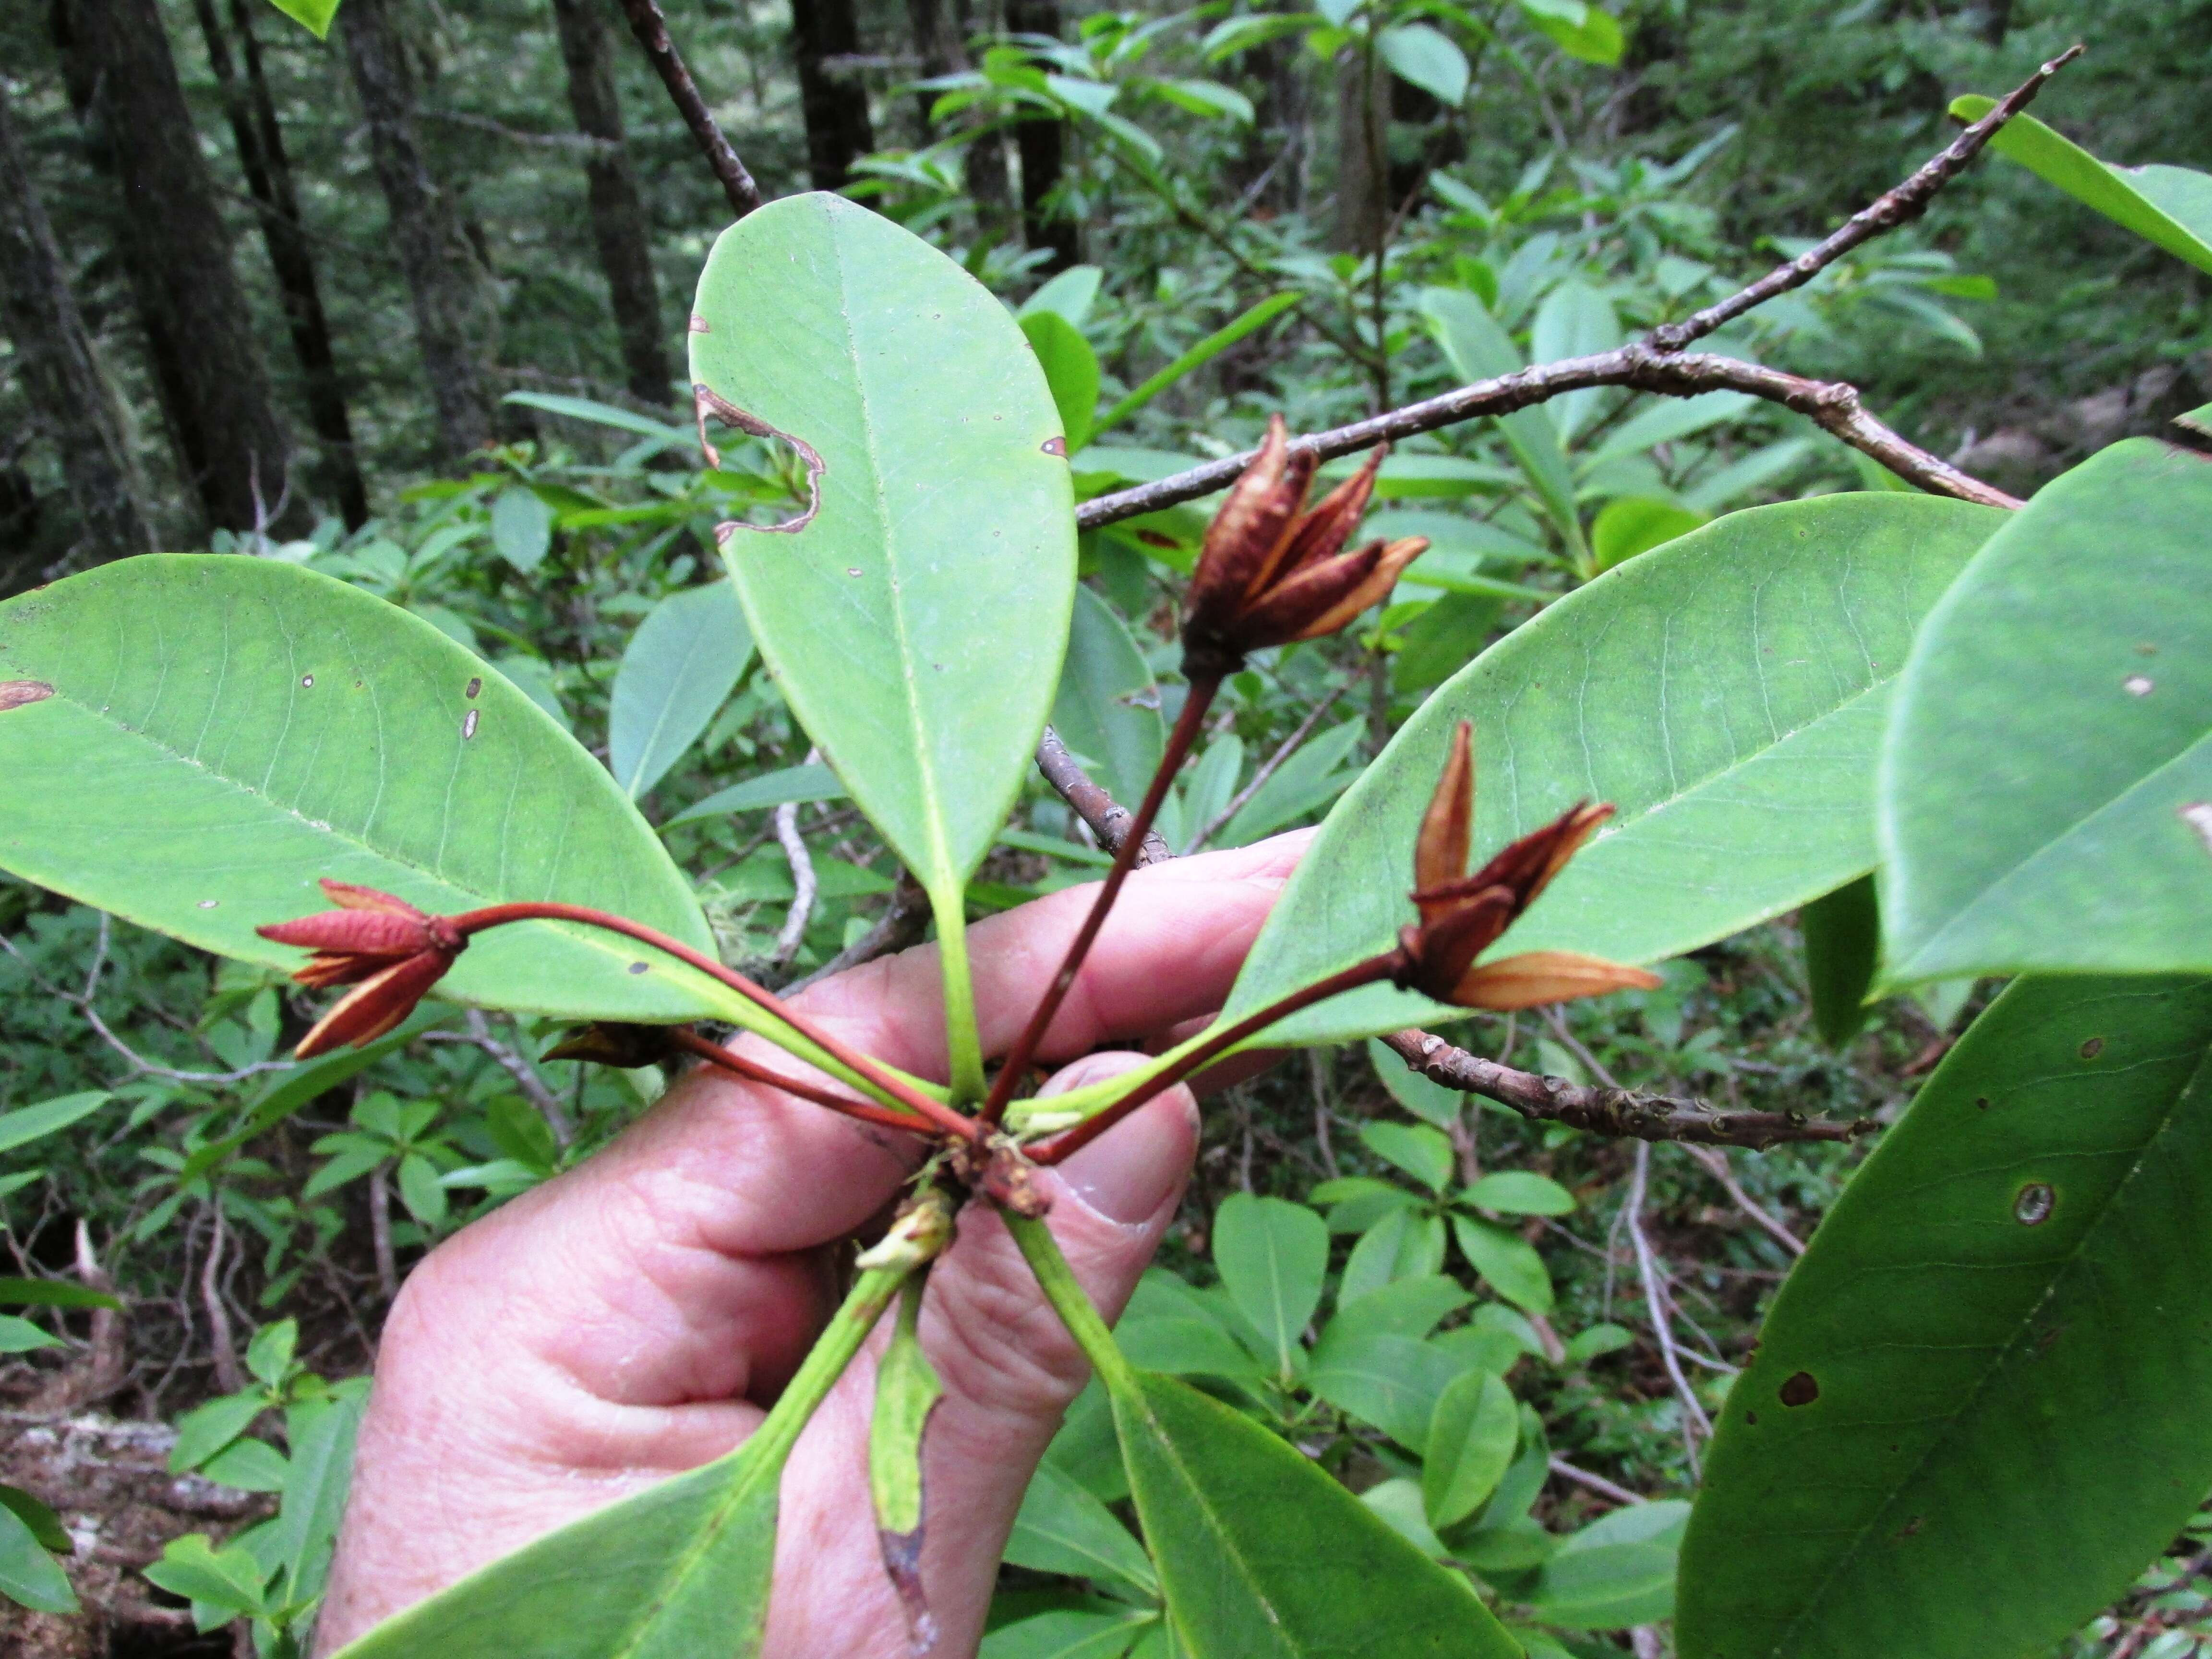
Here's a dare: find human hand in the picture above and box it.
[312,832,1310,1657]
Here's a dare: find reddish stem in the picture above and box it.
[669,1029,934,1136]
[449,901,978,1142]
[977,677,1221,1128]
[1029,950,1402,1166]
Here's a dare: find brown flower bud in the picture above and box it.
[258,880,467,1056]
[1182,416,1421,676]
[1395,722,1660,1011]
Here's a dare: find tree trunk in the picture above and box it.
[0,78,156,572]
[191,0,370,528]
[64,0,298,536]
[940,0,1014,241]
[1333,40,1387,253]
[338,0,497,463]
[549,0,670,405]
[789,0,875,191]
[1003,0,1077,270]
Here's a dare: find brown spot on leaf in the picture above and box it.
[1042,435,1068,457]
[693,383,823,533]
[0,680,54,712]
[1900,1516,1924,1538]
[1743,1410,1758,1426]
[2080,1036,2105,1059]
[2015,1183,2055,1225]
[689,313,710,333]
[1779,1371,1819,1407]
[462,709,480,740]
[466,677,482,699]
[1974,1096,1991,1110]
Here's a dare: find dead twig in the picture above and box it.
[1682,1142,1805,1256]
[772,756,820,966]
[1548,1454,1648,1507]
[1035,726,1172,865]
[1628,1141,1711,1475]
[200,1203,246,1395]
[613,0,764,218]
[783,870,933,992]
[425,1011,575,1148]
[1080,50,2090,531]
[1380,1029,1876,1149]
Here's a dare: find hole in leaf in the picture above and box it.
[2015,1183,2055,1226]
[695,383,824,537]
[1779,1371,1819,1407]
[2080,1036,2105,1059]
[0,679,54,711]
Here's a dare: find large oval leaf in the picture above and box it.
[1879,439,2212,982]
[1222,494,2006,1043]
[0,556,722,1022]
[1112,1368,1520,1659]
[1678,974,2212,1659]
[689,193,1076,902]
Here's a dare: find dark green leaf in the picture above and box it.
[667,764,848,826]
[1802,875,1878,1047]
[1053,588,1163,812]
[1007,1462,1158,1600]
[0,557,729,1025]
[1679,976,2212,1659]
[1879,441,2212,982]
[1312,1275,1471,1358]
[0,1314,58,1353]
[276,1385,365,1606]
[0,1091,110,1157]
[170,1392,266,1474]
[982,1610,1156,1659]
[608,581,753,800]
[198,1436,290,1493]
[1341,1207,1446,1302]
[1209,1194,1327,1378]
[0,1485,70,1554]
[1452,1215,1552,1313]
[1423,1370,1519,1529]
[1022,312,1102,454]
[1359,1121,1455,1194]
[0,1277,121,1311]
[1367,1037,1466,1127]
[1111,1368,1518,1657]
[1462,1171,1575,1216]
[1531,1502,1687,1629]
[1220,494,2004,1044]
[144,1534,267,1615]
[1591,497,1708,572]
[1307,1332,1467,1450]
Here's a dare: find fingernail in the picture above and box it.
[1046,1060,1198,1226]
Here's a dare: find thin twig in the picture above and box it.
[785,870,933,993]
[613,0,764,218]
[199,1202,245,1395]
[772,753,820,965]
[1648,45,2085,351]
[1185,680,1352,854]
[1682,1142,1805,1256]
[1628,1142,1711,1475]
[1380,1029,1875,1149]
[425,1012,574,1147]
[1035,727,1171,865]
[418,108,621,153]
[1079,345,2021,527]
[1549,1455,1647,1507]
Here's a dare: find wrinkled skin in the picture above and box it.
[315,833,1310,1658]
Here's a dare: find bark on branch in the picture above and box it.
[614,0,764,218]
[1379,1029,1878,1151]
[1036,726,1171,866]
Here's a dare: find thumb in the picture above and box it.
[765,1052,1197,1658]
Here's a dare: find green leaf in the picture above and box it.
[983,1610,1155,1659]
[1530,279,1620,444]
[1462,1171,1575,1216]
[1053,587,1163,812]
[245,1318,297,1387]
[1949,102,2212,277]
[0,1314,58,1353]
[397,1153,449,1226]
[1022,312,1102,454]
[1366,1037,1466,1127]
[1452,1215,1552,1314]
[0,556,732,1026]
[1309,1331,1471,1451]
[1007,1461,1159,1600]
[1117,1273,1269,1380]
[276,1385,365,1607]
[870,1276,943,1634]
[199,1436,290,1493]
[0,1492,75,1613]
[1218,493,2005,1044]
[666,764,848,826]
[1341,1207,1446,1302]
[1392,593,1504,696]
[0,1485,69,1554]
[1111,1369,1520,1658]
[491,487,556,575]
[1018,265,1105,328]
[261,0,340,39]
[608,581,752,800]
[1421,288,1587,563]
[1358,1121,1455,1194]
[0,1277,121,1311]
[1802,874,1878,1046]
[1578,392,1758,472]
[1209,1194,1327,1378]
[1424,1370,1519,1529]
[1378,24,1469,106]
[0,1091,110,1157]
[171,1392,266,1474]
[1518,0,1623,64]
[1312,1274,1471,1357]
[145,1534,267,1617]
[1091,293,1299,442]
[1679,975,2212,1659]
[691,193,1075,1092]
[1533,1502,1688,1629]
[1879,441,2212,982]
[501,391,692,448]
[331,1269,902,1659]
[1591,497,1708,572]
